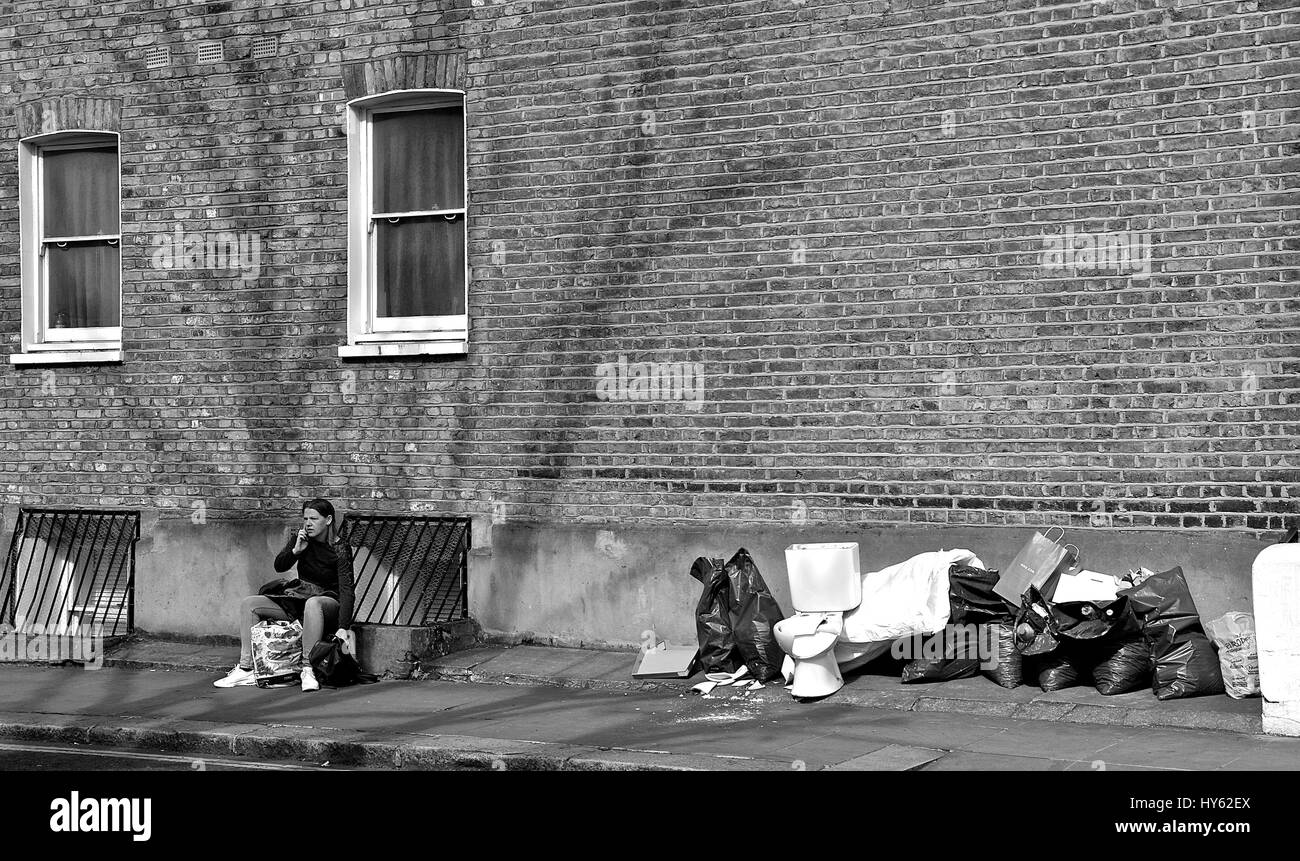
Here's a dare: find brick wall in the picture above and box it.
[0,0,1296,536]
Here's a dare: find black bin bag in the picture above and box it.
[902,625,982,683]
[948,565,1016,624]
[690,556,739,675]
[1091,637,1152,696]
[981,622,1023,688]
[724,548,787,683]
[1119,566,1225,701]
[1035,649,1093,692]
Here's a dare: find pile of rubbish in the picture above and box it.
[642,526,1274,704]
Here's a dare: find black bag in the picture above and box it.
[1013,587,1060,657]
[948,565,1015,624]
[981,622,1024,688]
[1092,636,1152,696]
[1035,649,1093,692]
[308,637,379,688]
[1120,566,1225,700]
[724,548,786,683]
[1049,596,1134,645]
[901,626,982,683]
[690,556,740,675]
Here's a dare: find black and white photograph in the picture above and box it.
[0,0,1294,845]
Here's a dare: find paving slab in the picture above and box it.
[920,751,1069,771]
[826,744,947,771]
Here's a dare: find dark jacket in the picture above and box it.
[269,528,356,629]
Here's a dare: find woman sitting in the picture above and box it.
[214,498,355,692]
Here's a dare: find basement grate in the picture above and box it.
[1,508,141,637]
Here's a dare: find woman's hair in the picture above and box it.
[302,498,343,543]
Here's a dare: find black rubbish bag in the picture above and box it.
[690,556,739,675]
[902,625,982,683]
[981,622,1024,688]
[1152,637,1226,701]
[1092,636,1152,696]
[1013,587,1060,657]
[1035,648,1094,692]
[1120,566,1225,700]
[1049,596,1134,645]
[724,548,787,683]
[949,564,1017,624]
[308,637,379,688]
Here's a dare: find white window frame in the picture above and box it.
[343,89,468,358]
[14,130,123,365]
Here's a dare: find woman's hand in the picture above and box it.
[336,629,356,656]
[292,528,309,555]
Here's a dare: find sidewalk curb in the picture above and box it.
[0,713,775,772]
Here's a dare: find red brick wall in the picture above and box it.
[0,0,1296,534]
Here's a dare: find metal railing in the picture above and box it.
[344,514,470,626]
[1,508,141,637]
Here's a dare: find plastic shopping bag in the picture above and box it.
[250,620,303,687]
[1205,612,1261,699]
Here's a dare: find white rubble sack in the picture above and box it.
[834,548,986,666]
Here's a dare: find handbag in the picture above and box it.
[993,527,1078,604]
[308,636,379,688]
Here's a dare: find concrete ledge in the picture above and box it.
[354,619,481,678]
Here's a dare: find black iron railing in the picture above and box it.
[1,508,141,637]
[344,514,470,626]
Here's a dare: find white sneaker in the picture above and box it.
[214,665,257,688]
[300,667,320,692]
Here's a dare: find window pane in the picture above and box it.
[46,240,120,329]
[42,145,119,238]
[375,216,465,318]
[372,106,464,213]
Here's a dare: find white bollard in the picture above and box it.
[1252,528,1300,736]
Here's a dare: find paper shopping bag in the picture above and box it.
[993,527,1077,604]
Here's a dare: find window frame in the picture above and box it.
[345,89,468,356]
[16,130,123,360]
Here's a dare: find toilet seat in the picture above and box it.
[775,612,844,659]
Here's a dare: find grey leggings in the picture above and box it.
[238,595,339,669]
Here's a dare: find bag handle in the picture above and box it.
[1043,526,1065,543]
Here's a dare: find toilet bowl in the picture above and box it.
[776,543,863,698]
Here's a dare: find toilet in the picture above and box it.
[775,543,863,698]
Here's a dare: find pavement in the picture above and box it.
[103,637,1266,733]
[0,638,1293,771]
